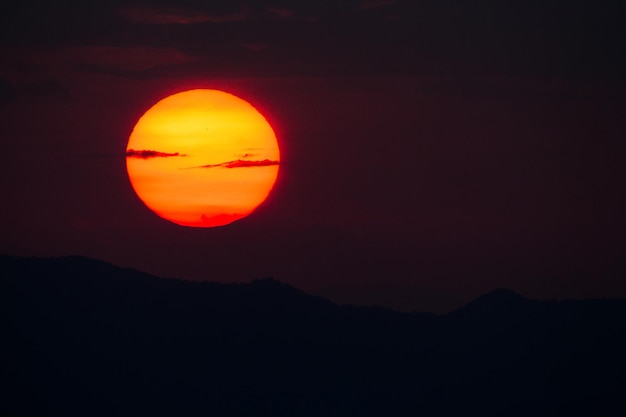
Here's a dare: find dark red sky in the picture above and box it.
[1,0,625,312]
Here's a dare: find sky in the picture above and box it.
[1,0,625,312]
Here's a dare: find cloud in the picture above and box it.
[7,46,198,76]
[119,6,248,25]
[126,149,187,159]
[73,46,197,72]
[241,42,269,52]
[21,79,69,98]
[359,0,396,10]
[0,78,17,103]
[196,159,280,169]
[267,6,295,19]
[200,212,244,225]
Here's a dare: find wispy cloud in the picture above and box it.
[75,46,197,72]
[14,46,197,74]
[359,0,396,10]
[194,159,280,169]
[241,42,269,52]
[267,6,295,19]
[119,6,248,25]
[126,149,187,159]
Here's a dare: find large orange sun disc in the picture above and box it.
[126,89,280,227]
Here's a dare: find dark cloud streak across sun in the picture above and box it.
[193,159,280,169]
[126,149,187,159]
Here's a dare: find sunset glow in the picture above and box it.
[126,89,280,227]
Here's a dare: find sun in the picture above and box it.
[126,89,280,227]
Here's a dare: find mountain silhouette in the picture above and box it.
[451,287,544,323]
[1,255,625,417]
[459,287,530,311]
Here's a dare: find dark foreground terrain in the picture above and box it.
[1,255,625,416]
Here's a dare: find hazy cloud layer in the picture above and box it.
[267,6,295,19]
[2,46,197,79]
[241,42,269,52]
[126,149,187,159]
[119,5,248,25]
[359,0,396,10]
[73,47,197,71]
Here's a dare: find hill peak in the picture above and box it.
[452,288,538,320]
[478,288,525,302]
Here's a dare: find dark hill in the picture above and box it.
[1,255,625,417]
[455,288,531,314]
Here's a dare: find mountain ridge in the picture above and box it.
[4,253,613,313]
[2,254,626,417]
